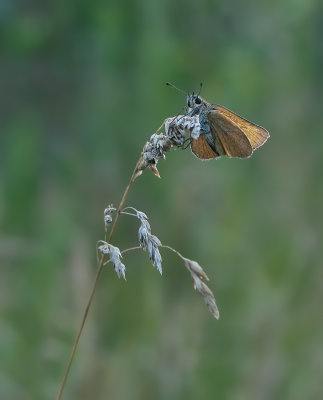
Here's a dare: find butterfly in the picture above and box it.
[167,83,270,159]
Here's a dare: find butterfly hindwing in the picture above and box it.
[190,135,218,159]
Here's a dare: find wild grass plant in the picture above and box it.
[56,107,220,400]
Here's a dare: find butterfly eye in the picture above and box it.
[195,97,201,104]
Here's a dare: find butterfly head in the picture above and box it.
[186,93,208,115]
[187,93,202,108]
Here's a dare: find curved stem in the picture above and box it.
[160,244,186,261]
[56,159,141,400]
[56,255,105,400]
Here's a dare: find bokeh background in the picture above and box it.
[1,0,323,399]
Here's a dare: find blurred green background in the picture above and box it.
[1,0,323,399]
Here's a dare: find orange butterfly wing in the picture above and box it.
[214,104,270,150]
[190,103,269,160]
[207,110,253,158]
[190,135,219,159]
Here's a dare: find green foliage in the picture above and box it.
[1,0,322,399]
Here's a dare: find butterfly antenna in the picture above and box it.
[166,82,187,95]
[197,82,203,96]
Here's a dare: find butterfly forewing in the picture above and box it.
[207,111,253,158]
[214,104,269,150]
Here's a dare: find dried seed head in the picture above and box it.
[148,234,161,247]
[98,242,110,255]
[98,241,126,280]
[149,164,161,178]
[114,262,126,280]
[165,115,201,144]
[165,117,186,147]
[136,210,149,221]
[136,210,151,232]
[147,240,162,275]
[104,205,116,231]
[104,205,116,215]
[135,133,173,178]
[133,115,201,180]
[109,245,122,266]
[183,258,209,282]
[193,278,219,319]
[104,214,113,225]
[151,133,172,155]
[138,224,150,249]
[183,256,219,319]
[133,209,163,274]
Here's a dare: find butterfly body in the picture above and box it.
[186,93,269,159]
